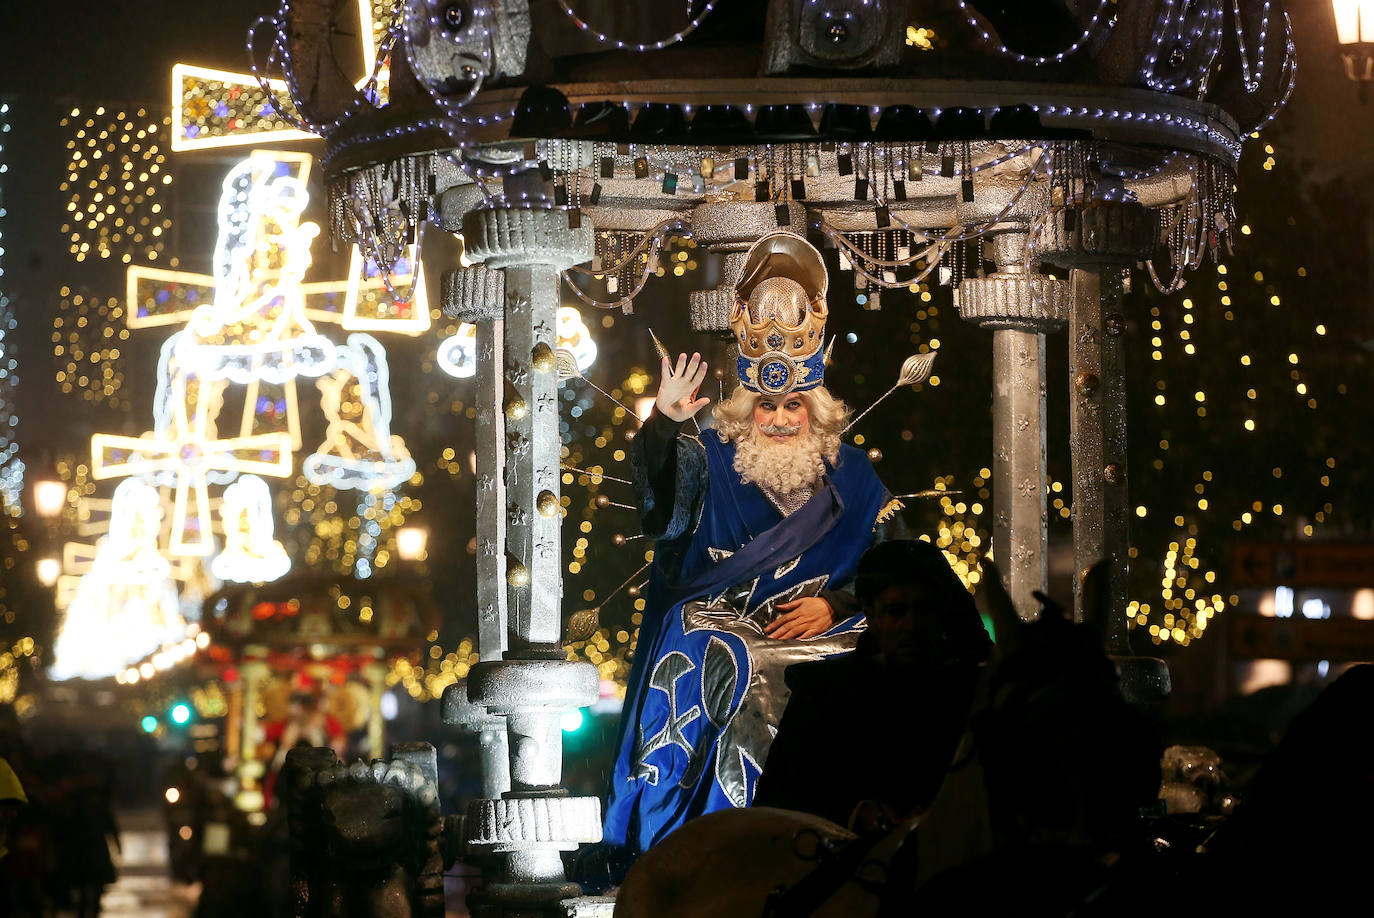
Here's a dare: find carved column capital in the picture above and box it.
[462,207,594,270]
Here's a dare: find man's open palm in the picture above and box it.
[656,352,710,422]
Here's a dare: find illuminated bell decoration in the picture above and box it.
[531,341,556,374]
[867,448,883,463]
[303,333,417,492]
[537,490,559,518]
[594,494,610,509]
[506,559,530,587]
[612,534,627,547]
[210,474,291,584]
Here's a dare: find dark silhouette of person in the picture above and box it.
[753,539,993,828]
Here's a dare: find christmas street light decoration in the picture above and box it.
[342,242,431,334]
[176,151,336,385]
[211,474,292,583]
[91,389,292,556]
[303,333,416,492]
[48,478,188,681]
[436,322,478,378]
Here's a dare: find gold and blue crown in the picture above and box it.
[730,233,829,396]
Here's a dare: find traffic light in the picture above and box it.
[169,702,192,726]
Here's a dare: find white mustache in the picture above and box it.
[760,424,801,436]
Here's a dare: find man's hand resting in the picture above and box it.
[656,352,710,423]
[765,596,835,640]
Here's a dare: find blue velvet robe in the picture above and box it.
[603,420,891,853]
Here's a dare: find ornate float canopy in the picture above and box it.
[253,0,1293,302]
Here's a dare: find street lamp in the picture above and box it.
[1333,1,1374,81]
[32,479,66,518]
[35,558,60,587]
[396,526,428,562]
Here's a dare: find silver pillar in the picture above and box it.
[1068,267,1130,626]
[991,329,1050,618]
[500,263,563,646]
[459,201,601,916]
[441,266,513,796]
[957,229,1065,619]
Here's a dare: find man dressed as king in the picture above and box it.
[603,232,904,855]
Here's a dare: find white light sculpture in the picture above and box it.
[211,474,291,583]
[92,396,291,556]
[304,333,416,491]
[176,151,336,385]
[48,478,188,681]
[436,322,478,379]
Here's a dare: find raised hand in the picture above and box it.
[655,352,710,422]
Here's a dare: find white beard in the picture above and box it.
[732,425,827,497]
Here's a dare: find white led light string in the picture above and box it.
[955,0,1117,66]
[554,0,718,52]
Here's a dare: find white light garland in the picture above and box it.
[956,0,1116,66]
[554,0,717,52]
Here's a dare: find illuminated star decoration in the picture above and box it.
[48,478,188,681]
[211,474,291,584]
[304,333,416,492]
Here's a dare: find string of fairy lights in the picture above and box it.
[1124,129,1359,647]
[0,100,21,520]
[0,100,40,704]
[58,107,174,265]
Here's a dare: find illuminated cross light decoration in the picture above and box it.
[304,332,416,492]
[171,1,397,151]
[176,151,337,386]
[211,474,291,583]
[48,478,189,681]
[92,381,292,556]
